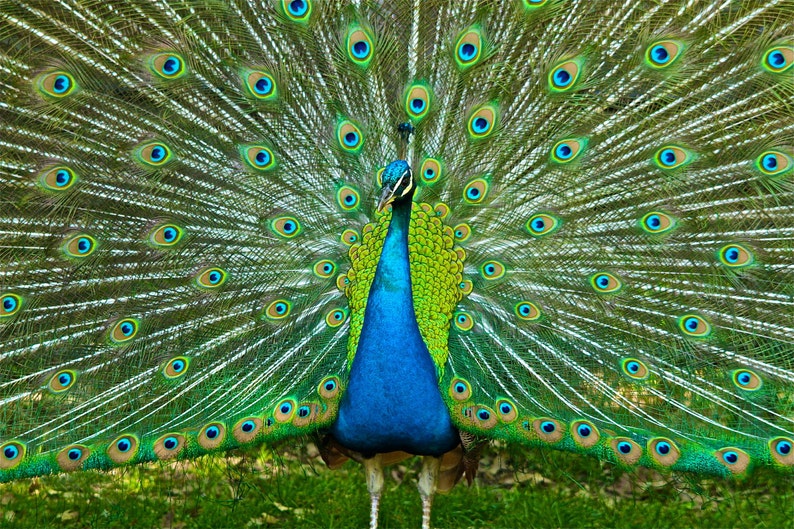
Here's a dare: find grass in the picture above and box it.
[1,442,792,528]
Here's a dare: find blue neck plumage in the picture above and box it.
[331,195,458,457]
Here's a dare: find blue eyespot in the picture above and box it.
[723,450,739,464]
[2,296,18,313]
[242,420,256,433]
[411,98,426,113]
[762,153,778,171]
[650,44,669,65]
[53,74,71,94]
[275,302,287,314]
[77,237,92,254]
[206,426,220,439]
[172,359,186,373]
[499,403,512,414]
[626,361,640,374]
[344,132,359,147]
[352,40,370,59]
[254,150,271,167]
[467,187,480,200]
[4,446,19,460]
[150,146,166,163]
[120,322,134,336]
[164,437,178,450]
[298,405,311,418]
[477,409,491,421]
[555,143,573,160]
[655,441,671,455]
[163,227,177,242]
[55,169,70,186]
[116,438,131,452]
[455,382,466,394]
[769,51,785,67]
[577,424,591,437]
[552,68,571,87]
[68,448,82,460]
[776,441,792,456]
[58,372,72,386]
[325,380,337,392]
[459,43,477,61]
[254,77,272,95]
[646,214,661,229]
[541,421,556,433]
[596,275,609,288]
[659,148,676,166]
[684,317,699,331]
[618,441,632,454]
[471,117,490,134]
[280,402,293,414]
[288,0,308,16]
[163,57,180,75]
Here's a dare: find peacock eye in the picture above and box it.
[135,142,173,167]
[195,267,228,289]
[621,358,649,380]
[149,53,186,79]
[0,293,22,317]
[678,314,711,338]
[645,40,683,68]
[640,211,676,234]
[265,299,292,320]
[347,26,374,66]
[455,27,484,69]
[550,139,586,163]
[419,158,442,184]
[762,45,793,73]
[150,223,184,247]
[244,70,277,100]
[453,311,474,331]
[463,178,489,203]
[36,71,78,98]
[325,308,347,327]
[480,260,505,280]
[271,216,302,238]
[755,150,792,177]
[653,145,693,170]
[62,234,97,258]
[110,318,139,343]
[732,369,762,391]
[337,120,363,153]
[718,244,753,268]
[590,272,622,293]
[48,369,77,393]
[515,301,541,321]
[548,58,583,92]
[467,105,498,139]
[526,213,561,236]
[163,356,190,379]
[337,186,360,211]
[40,166,77,191]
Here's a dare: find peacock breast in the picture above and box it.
[344,201,464,373]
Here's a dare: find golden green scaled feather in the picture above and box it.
[0,1,793,528]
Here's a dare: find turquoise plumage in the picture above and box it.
[1,1,793,527]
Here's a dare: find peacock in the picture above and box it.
[1,0,793,527]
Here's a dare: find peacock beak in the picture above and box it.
[377,184,397,212]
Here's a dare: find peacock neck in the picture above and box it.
[331,196,459,457]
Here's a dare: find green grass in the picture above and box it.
[1,443,792,528]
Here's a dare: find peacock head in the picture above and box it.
[377,160,414,212]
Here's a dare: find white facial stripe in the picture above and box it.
[398,169,413,197]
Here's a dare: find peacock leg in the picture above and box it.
[364,454,385,529]
[418,456,441,529]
